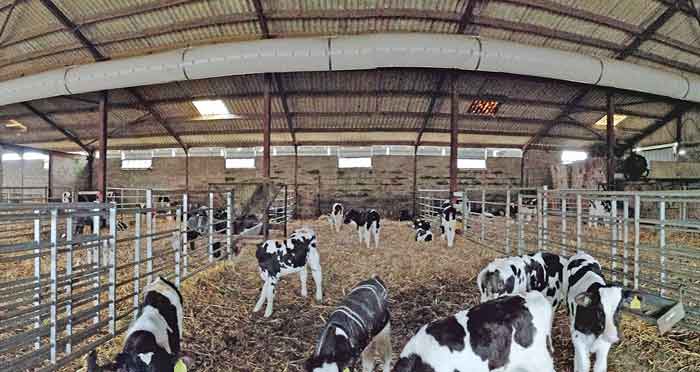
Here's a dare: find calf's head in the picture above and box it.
[87,350,193,372]
[304,327,353,372]
[479,269,515,302]
[574,286,634,344]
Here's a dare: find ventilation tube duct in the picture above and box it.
[0,33,698,106]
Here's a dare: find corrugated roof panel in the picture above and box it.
[656,11,700,43]
[268,18,456,36]
[497,104,562,120]
[640,40,700,70]
[261,0,464,12]
[152,102,199,117]
[0,48,94,82]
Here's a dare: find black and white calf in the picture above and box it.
[477,252,567,309]
[439,202,457,248]
[344,209,381,249]
[330,203,344,233]
[393,291,555,372]
[87,277,192,372]
[413,219,433,242]
[254,227,323,317]
[305,276,391,372]
[588,200,612,228]
[566,252,633,372]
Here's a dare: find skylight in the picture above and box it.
[467,99,500,116]
[594,115,627,128]
[561,151,588,164]
[193,100,231,117]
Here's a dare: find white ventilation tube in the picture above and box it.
[0,33,698,106]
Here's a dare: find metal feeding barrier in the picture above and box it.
[0,187,49,204]
[417,187,700,333]
[0,183,295,371]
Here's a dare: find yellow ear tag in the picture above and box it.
[343,368,350,372]
[630,296,642,310]
[174,359,188,372]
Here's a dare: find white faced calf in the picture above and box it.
[87,277,192,372]
[566,252,633,372]
[344,209,381,249]
[254,227,323,317]
[588,200,612,228]
[393,291,554,372]
[439,203,457,248]
[330,203,344,233]
[477,252,567,310]
[414,219,433,242]
[306,276,391,372]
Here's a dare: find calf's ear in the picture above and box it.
[575,292,593,307]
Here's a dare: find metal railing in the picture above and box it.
[417,187,700,331]
[0,187,49,204]
[0,189,247,371]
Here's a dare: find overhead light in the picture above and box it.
[468,99,500,116]
[594,114,627,128]
[3,120,27,132]
[679,149,687,156]
[193,99,231,117]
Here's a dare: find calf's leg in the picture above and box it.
[372,223,380,249]
[264,277,278,317]
[573,336,591,372]
[299,266,308,297]
[307,248,323,303]
[593,342,611,372]
[253,276,269,313]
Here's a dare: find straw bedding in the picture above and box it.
[83,219,699,372]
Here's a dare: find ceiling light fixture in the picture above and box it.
[468,99,500,116]
[594,114,627,128]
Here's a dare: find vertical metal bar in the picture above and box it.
[576,194,582,252]
[505,188,511,254]
[262,73,272,178]
[64,212,73,354]
[412,146,418,218]
[49,209,58,364]
[606,92,616,187]
[659,198,666,297]
[175,207,182,287]
[634,194,641,290]
[611,199,618,282]
[623,199,629,287]
[108,206,116,335]
[182,193,189,275]
[146,189,153,283]
[561,196,567,256]
[449,75,458,199]
[98,91,108,202]
[92,209,101,325]
[517,194,524,255]
[133,211,141,320]
[227,191,233,260]
[283,185,288,237]
[542,186,548,251]
[480,189,486,242]
[537,188,543,252]
[33,209,41,350]
[462,189,469,238]
[208,192,214,263]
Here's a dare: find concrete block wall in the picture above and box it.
[98,155,534,218]
[551,157,607,189]
[50,155,90,197]
[2,159,48,188]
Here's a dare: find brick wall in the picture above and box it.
[98,155,539,218]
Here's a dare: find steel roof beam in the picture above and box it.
[622,103,694,150]
[39,0,187,150]
[20,102,91,152]
[252,0,296,146]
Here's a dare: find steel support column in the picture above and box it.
[293,144,299,216]
[185,149,190,192]
[606,93,616,187]
[262,73,272,178]
[449,75,458,201]
[98,91,108,202]
[412,145,419,217]
[676,115,683,146]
